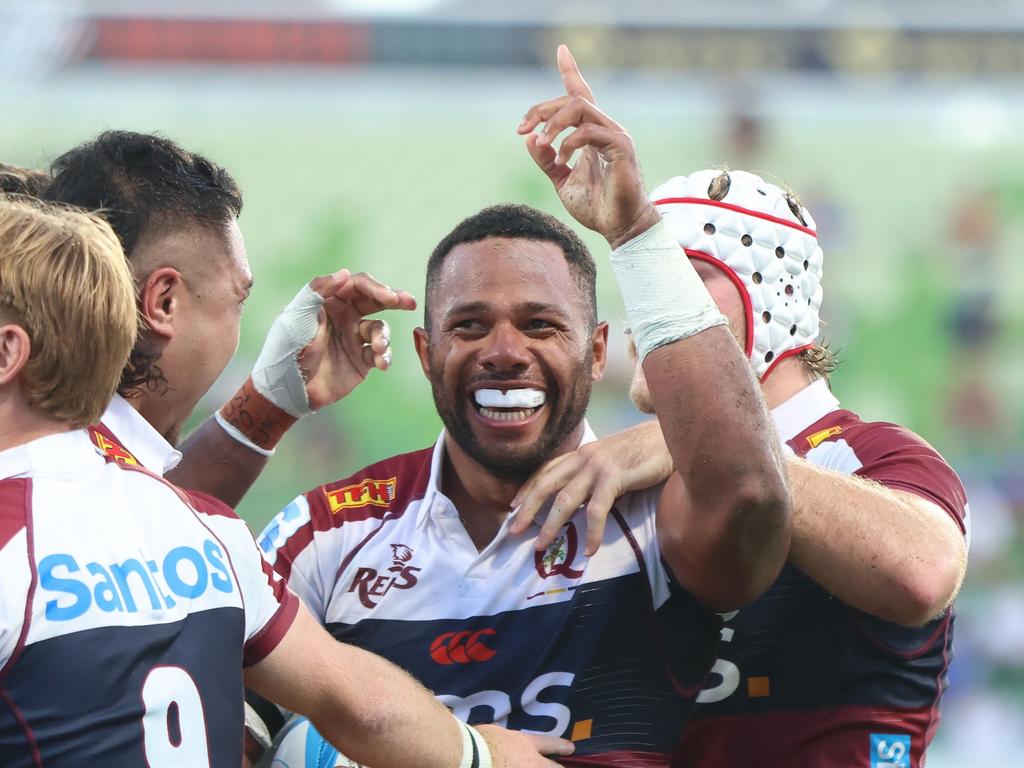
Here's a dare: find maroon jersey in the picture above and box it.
[674,381,968,768]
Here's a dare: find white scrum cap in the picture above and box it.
[651,170,824,379]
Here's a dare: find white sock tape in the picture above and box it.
[609,218,727,360]
[251,283,324,417]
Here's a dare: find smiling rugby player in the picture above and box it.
[253,46,792,767]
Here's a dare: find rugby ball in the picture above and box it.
[268,716,363,768]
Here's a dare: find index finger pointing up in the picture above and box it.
[557,44,595,102]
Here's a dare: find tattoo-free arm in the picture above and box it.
[649,331,791,612]
[787,457,966,626]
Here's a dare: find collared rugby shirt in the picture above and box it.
[260,429,722,767]
[0,430,296,767]
[675,380,969,768]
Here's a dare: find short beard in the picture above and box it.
[429,355,592,484]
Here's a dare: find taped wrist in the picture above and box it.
[610,218,727,361]
[252,283,324,417]
[458,721,492,768]
[217,377,298,454]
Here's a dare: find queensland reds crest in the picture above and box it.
[535,523,584,579]
[348,543,422,609]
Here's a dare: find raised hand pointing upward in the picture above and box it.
[517,45,659,249]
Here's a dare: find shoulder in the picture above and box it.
[791,408,968,531]
[303,446,434,528]
[0,478,31,552]
[790,409,944,467]
[178,488,244,521]
[258,447,434,575]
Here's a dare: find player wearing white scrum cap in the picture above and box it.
[650,169,823,378]
[517,168,969,767]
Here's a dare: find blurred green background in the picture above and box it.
[2,1,1023,761]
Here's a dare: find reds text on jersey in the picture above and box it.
[259,431,722,767]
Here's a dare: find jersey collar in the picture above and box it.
[99,393,183,476]
[770,378,841,443]
[424,421,598,529]
[0,429,105,481]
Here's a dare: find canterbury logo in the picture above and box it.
[430,629,497,665]
[326,477,396,513]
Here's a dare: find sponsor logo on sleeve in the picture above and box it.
[870,734,910,768]
[347,543,421,609]
[806,425,843,449]
[257,497,311,563]
[325,477,397,513]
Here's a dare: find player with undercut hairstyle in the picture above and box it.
[0,196,571,768]
[44,130,407,505]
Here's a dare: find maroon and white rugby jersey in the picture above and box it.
[675,379,969,768]
[0,430,297,768]
[258,427,723,767]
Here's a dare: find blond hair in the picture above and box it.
[0,196,137,427]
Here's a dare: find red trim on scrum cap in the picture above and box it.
[762,343,814,382]
[653,196,818,238]
[683,249,754,359]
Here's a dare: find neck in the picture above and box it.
[441,421,586,550]
[0,397,72,452]
[761,357,818,409]
[127,389,185,445]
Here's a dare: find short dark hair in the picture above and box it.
[425,204,597,329]
[45,131,242,258]
[0,163,51,197]
[43,131,244,397]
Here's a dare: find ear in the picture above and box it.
[412,327,433,380]
[138,267,183,341]
[0,324,32,387]
[590,321,609,382]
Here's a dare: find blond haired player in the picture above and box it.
[0,197,570,767]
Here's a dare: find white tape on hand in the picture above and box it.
[251,284,324,417]
[609,218,727,361]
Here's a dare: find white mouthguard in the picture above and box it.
[473,388,546,409]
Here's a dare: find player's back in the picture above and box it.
[0,430,280,767]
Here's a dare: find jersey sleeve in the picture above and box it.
[256,491,340,622]
[847,422,969,536]
[0,479,32,673]
[185,490,298,667]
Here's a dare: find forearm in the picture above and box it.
[647,331,791,609]
[246,606,463,768]
[787,456,966,626]
[305,644,463,768]
[167,417,269,506]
